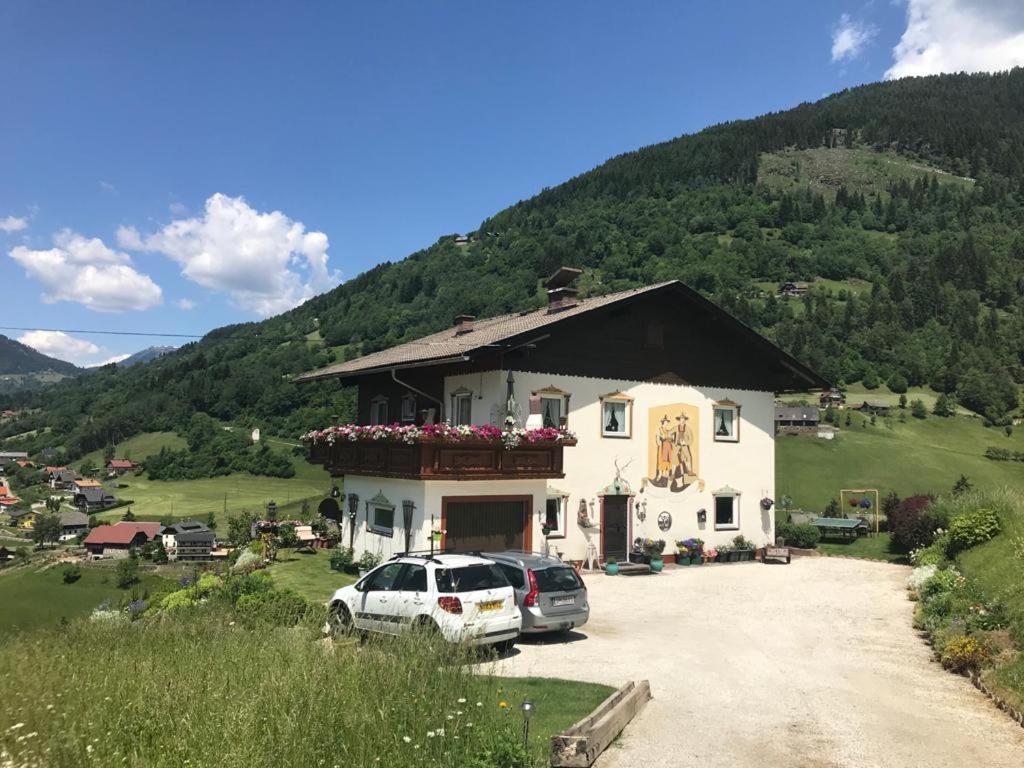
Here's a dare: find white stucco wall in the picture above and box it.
[441,369,777,560]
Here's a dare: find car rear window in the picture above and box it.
[435,564,509,593]
[533,566,583,593]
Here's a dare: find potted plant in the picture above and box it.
[717,543,734,562]
[642,538,665,572]
[689,538,705,565]
[605,557,620,576]
[733,535,755,562]
[675,542,692,566]
[702,545,718,564]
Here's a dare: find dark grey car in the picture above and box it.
[484,551,589,634]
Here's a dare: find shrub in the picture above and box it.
[115,556,140,589]
[920,568,963,601]
[231,548,262,573]
[358,550,382,571]
[62,565,82,584]
[776,522,820,548]
[220,570,274,606]
[907,565,938,592]
[235,588,312,627]
[330,546,355,572]
[888,494,938,552]
[910,399,928,419]
[910,533,949,566]
[160,589,199,612]
[939,634,989,673]
[947,508,1000,554]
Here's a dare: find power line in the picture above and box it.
[0,326,324,343]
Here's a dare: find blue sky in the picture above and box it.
[2,1,1022,365]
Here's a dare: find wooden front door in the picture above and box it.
[601,496,629,561]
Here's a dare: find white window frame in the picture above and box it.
[543,495,567,539]
[713,491,740,531]
[540,396,563,429]
[450,387,473,426]
[599,392,633,439]
[366,496,395,538]
[400,394,417,423]
[533,386,571,429]
[713,401,741,443]
[369,396,389,426]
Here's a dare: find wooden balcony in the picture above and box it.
[308,437,575,481]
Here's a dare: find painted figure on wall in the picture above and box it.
[647,404,700,492]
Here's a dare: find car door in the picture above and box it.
[354,562,406,634]
[394,563,429,632]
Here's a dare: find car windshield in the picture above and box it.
[534,566,583,593]
[435,564,509,593]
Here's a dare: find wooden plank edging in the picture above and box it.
[550,680,652,767]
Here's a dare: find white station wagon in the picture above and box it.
[327,553,521,651]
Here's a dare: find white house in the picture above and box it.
[297,269,826,565]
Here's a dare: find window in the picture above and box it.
[434,564,509,593]
[451,388,472,426]
[366,491,395,537]
[363,562,405,591]
[540,397,562,429]
[399,564,427,592]
[534,567,583,593]
[544,496,566,538]
[600,392,633,438]
[400,394,417,423]
[713,492,740,530]
[496,562,525,589]
[370,396,388,426]
[713,401,740,442]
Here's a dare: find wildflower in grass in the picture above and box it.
[476,702,482,707]
[402,736,411,744]
[427,731,435,738]
[457,697,466,704]
[436,728,444,736]
[498,701,508,709]
[8,723,24,731]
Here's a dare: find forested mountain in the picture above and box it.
[0,335,80,377]
[2,69,1024,460]
[111,346,176,369]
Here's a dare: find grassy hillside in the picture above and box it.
[95,456,331,527]
[79,430,186,467]
[0,564,172,635]
[268,549,356,603]
[758,146,974,199]
[777,412,1024,511]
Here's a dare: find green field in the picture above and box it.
[817,532,905,563]
[777,412,1024,512]
[79,430,186,468]
[0,564,172,634]
[94,455,332,528]
[268,549,356,603]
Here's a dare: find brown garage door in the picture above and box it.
[444,498,528,553]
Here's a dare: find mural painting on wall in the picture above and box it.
[647,403,700,492]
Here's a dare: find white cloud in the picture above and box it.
[8,229,163,312]
[832,13,878,62]
[887,0,1024,78]
[116,225,145,251]
[18,330,99,366]
[176,298,195,310]
[0,216,28,233]
[139,193,339,317]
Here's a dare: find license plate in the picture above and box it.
[478,600,503,612]
[552,596,576,606]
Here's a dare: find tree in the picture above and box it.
[888,373,908,394]
[898,394,907,410]
[122,507,136,522]
[910,399,928,419]
[952,475,973,495]
[824,499,840,516]
[933,393,955,417]
[227,514,255,547]
[862,367,880,390]
[115,554,140,588]
[277,523,298,549]
[151,542,168,564]
[30,514,61,549]
[206,510,217,531]
[88,515,99,529]
[45,496,62,514]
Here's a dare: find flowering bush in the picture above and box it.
[675,538,702,557]
[906,564,938,593]
[301,422,575,450]
[939,634,990,673]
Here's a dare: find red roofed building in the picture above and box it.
[84,522,161,559]
[107,459,137,475]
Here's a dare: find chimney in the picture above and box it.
[544,266,583,313]
[453,314,475,335]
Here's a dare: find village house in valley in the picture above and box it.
[298,269,826,564]
[84,521,160,559]
[160,520,216,562]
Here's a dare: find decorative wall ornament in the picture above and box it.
[577,498,596,528]
[635,499,647,523]
[657,511,672,531]
[760,497,775,511]
[646,403,701,493]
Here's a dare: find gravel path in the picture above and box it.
[494,557,1024,767]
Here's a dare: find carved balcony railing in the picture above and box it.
[307,435,575,481]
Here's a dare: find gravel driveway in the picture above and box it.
[494,557,1024,767]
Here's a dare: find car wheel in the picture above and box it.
[327,602,353,638]
[494,638,516,655]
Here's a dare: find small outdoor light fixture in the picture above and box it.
[696,508,707,524]
[346,493,360,550]
[330,484,341,499]
[520,699,535,755]
[265,500,277,522]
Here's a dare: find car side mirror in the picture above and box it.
[354,580,366,592]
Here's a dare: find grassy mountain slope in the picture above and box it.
[2,69,1024,462]
[0,335,80,394]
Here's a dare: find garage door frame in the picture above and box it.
[440,495,533,553]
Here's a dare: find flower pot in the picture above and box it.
[676,553,690,565]
[650,558,664,573]
[691,556,703,565]
[605,563,620,575]
[728,552,740,562]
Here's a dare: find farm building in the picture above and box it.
[84,522,161,559]
[775,405,821,433]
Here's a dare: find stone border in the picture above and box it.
[550,679,652,767]
[969,671,1024,729]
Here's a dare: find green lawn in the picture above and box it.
[268,548,356,603]
[817,532,906,563]
[94,455,331,528]
[777,412,1024,512]
[79,430,186,468]
[0,564,172,635]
